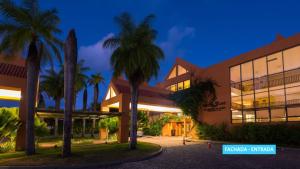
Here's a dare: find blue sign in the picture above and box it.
[222,144,276,155]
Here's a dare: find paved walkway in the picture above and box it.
[101,136,300,169]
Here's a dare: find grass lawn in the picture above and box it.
[0,140,161,166]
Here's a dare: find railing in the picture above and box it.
[231,99,300,110]
[231,68,300,91]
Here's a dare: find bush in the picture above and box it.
[144,115,180,136]
[197,123,300,146]
[99,117,119,134]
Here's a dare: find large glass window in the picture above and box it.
[256,109,269,122]
[230,46,300,123]
[285,86,300,105]
[287,107,300,121]
[254,57,268,92]
[270,108,286,122]
[232,110,242,123]
[243,110,255,123]
[283,46,300,71]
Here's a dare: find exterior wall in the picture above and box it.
[197,34,300,126]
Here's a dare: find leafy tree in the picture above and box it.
[88,73,105,111]
[99,117,119,134]
[0,0,62,155]
[40,68,64,111]
[34,116,49,144]
[137,111,148,129]
[103,13,164,149]
[169,78,217,121]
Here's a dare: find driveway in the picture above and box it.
[102,136,300,169]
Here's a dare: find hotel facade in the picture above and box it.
[102,33,300,127]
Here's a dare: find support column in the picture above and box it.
[91,119,96,137]
[54,118,58,137]
[118,94,130,143]
[82,118,86,137]
[71,119,74,138]
[16,86,27,151]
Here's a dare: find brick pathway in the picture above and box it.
[101,136,300,169]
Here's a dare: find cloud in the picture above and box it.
[160,26,195,57]
[78,33,114,72]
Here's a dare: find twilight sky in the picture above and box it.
[3,0,300,109]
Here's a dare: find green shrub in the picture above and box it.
[0,140,15,153]
[144,115,180,136]
[197,123,230,141]
[99,117,119,134]
[197,123,300,146]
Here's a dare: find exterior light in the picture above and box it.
[0,89,21,100]
[136,103,182,113]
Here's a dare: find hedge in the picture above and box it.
[197,123,300,146]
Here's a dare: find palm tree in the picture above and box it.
[88,73,105,111]
[103,13,164,149]
[63,29,77,158]
[0,0,62,155]
[82,84,88,111]
[40,68,64,111]
[74,59,90,109]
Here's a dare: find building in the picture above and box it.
[102,33,300,129]
[0,56,27,150]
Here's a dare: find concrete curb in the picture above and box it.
[0,145,163,169]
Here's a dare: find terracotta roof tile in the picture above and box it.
[0,63,26,78]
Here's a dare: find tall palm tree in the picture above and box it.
[88,73,105,111]
[0,0,62,155]
[40,68,64,111]
[82,83,88,111]
[63,29,77,158]
[74,59,89,109]
[103,13,164,149]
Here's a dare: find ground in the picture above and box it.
[102,136,300,169]
[0,138,160,167]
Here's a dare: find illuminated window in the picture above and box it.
[243,110,255,123]
[271,108,286,122]
[184,80,190,89]
[287,107,300,121]
[178,82,183,90]
[105,87,117,100]
[230,45,300,123]
[170,84,177,92]
[168,67,177,79]
[178,65,187,76]
[232,110,242,123]
[256,109,269,122]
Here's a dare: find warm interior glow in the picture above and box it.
[136,103,182,113]
[108,102,119,108]
[0,89,21,100]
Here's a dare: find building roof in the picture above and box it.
[111,78,171,100]
[0,56,26,78]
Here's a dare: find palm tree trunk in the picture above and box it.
[129,84,138,149]
[25,40,40,155]
[83,88,87,111]
[93,84,98,111]
[63,30,77,157]
[55,98,61,111]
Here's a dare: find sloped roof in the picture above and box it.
[0,56,26,78]
[111,78,171,100]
